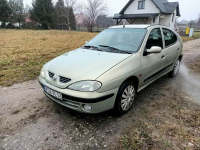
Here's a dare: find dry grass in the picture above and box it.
[0,30,97,86]
[181,32,200,43]
[113,85,200,150]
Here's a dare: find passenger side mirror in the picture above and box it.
[147,46,162,54]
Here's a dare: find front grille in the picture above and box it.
[59,76,71,83]
[48,71,54,78]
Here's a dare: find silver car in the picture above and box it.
[38,25,183,114]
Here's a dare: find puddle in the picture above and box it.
[178,64,200,103]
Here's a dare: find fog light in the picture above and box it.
[83,104,92,111]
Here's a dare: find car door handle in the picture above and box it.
[177,48,180,51]
[161,55,165,59]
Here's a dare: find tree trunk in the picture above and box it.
[19,22,21,29]
[68,19,71,31]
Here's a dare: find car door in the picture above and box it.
[141,27,167,86]
[162,28,181,67]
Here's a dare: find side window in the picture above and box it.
[162,28,177,47]
[146,28,163,49]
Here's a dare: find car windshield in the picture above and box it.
[85,28,147,53]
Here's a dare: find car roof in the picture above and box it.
[109,24,171,29]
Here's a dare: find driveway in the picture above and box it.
[0,39,200,150]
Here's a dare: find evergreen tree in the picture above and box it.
[9,0,25,28]
[0,0,11,28]
[55,0,65,30]
[55,0,76,30]
[30,0,55,29]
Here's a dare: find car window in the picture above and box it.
[162,28,177,47]
[146,28,163,49]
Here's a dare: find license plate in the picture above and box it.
[44,86,63,100]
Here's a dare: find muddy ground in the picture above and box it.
[0,39,200,150]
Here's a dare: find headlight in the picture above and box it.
[67,81,102,92]
[40,67,45,78]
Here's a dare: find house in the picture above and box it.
[113,0,181,29]
[96,15,115,28]
[75,13,86,26]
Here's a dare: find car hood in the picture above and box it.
[45,48,131,88]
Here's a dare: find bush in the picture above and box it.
[6,23,16,29]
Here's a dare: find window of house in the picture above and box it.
[162,28,177,47]
[146,28,163,50]
[138,0,145,9]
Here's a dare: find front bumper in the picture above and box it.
[38,76,118,114]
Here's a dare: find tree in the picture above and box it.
[55,0,65,30]
[66,7,76,30]
[55,0,76,31]
[30,0,55,29]
[188,20,196,28]
[0,0,11,28]
[64,0,76,31]
[83,0,106,32]
[9,0,25,28]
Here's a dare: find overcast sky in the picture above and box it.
[24,0,200,21]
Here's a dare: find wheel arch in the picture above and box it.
[178,55,183,61]
[121,76,139,92]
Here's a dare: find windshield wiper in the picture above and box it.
[82,45,103,51]
[99,45,132,54]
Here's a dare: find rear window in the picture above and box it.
[162,28,177,47]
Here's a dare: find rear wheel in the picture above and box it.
[114,81,136,115]
[168,59,180,77]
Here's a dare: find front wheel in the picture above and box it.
[114,81,136,115]
[168,59,180,77]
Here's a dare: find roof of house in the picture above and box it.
[119,0,180,16]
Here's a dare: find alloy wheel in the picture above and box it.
[121,85,135,111]
[174,60,180,75]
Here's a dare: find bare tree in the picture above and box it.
[65,0,76,31]
[83,0,107,32]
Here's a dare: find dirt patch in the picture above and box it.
[184,53,200,74]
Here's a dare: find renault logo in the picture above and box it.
[53,75,57,81]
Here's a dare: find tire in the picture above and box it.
[114,81,136,115]
[168,59,180,77]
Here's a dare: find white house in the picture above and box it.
[113,0,180,29]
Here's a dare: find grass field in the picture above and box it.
[181,32,200,42]
[0,30,97,86]
[0,29,200,86]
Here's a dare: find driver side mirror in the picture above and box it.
[147,46,162,54]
